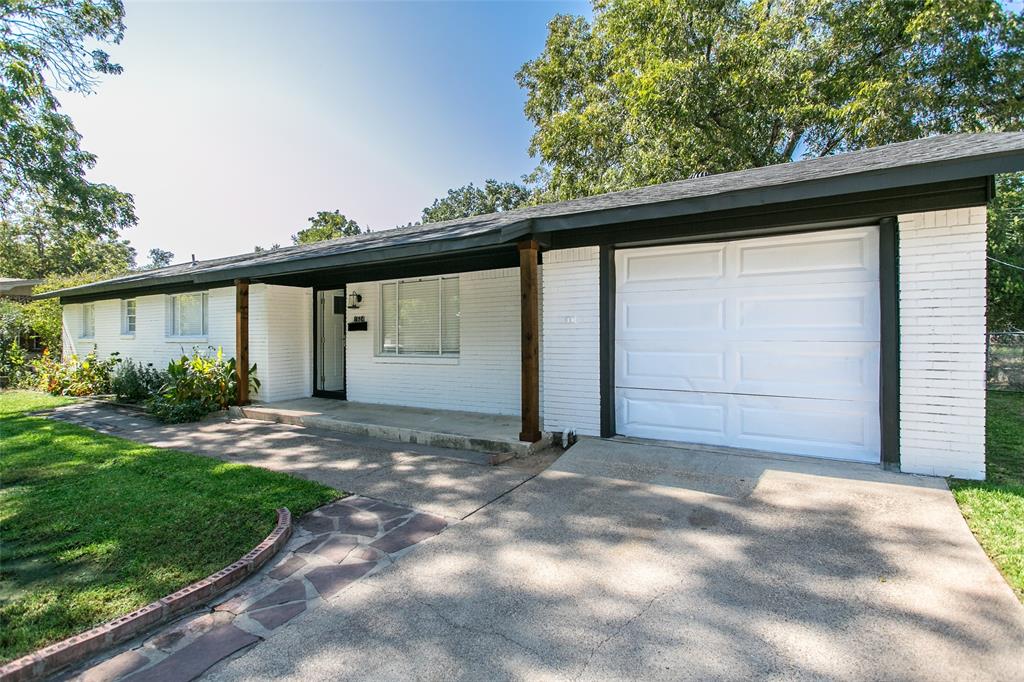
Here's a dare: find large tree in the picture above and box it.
[421,179,532,223]
[517,0,1024,200]
[1,0,139,279]
[292,210,364,245]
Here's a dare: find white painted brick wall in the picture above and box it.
[541,247,601,436]
[899,206,987,480]
[252,285,313,402]
[60,285,311,403]
[345,268,521,415]
[62,286,236,367]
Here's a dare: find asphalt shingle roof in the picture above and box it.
[43,132,1024,300]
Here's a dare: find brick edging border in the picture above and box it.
[0,508,293,682]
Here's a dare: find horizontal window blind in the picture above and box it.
[379,277,460,355]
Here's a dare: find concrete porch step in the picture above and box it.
[228,401,550,463]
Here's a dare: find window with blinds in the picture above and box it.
[379,277,460,356]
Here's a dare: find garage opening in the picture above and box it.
[614,226,881,462]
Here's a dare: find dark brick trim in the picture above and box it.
[0,509,293,682]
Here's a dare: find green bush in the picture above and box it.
[111,359,167,404]
[32,349,120,397]
[147,348,259,423]
[0,300,30,388]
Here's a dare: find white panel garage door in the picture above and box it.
[615,227,881,462]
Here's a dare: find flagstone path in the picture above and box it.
[68,496,448,682]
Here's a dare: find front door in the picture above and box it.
[316,288,346,395]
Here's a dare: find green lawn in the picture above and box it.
[950,390,1024,602]
[0,390,338,663]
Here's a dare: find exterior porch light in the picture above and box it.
[347,291,362,309]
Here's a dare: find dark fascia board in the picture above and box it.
[44,230,523,302]
[548,177,989,250]
[55,245,521,304]
[513,151,1024,239]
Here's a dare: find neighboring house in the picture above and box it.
[0,278,42,302]
[40,133,1024,480]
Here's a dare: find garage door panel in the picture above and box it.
[617,283,879,342]
[621,297,724,332]
[735,230,877,280]
[617,389,879,462]
[614,226,881,462]
[736,344,879,402]
[619,347,725,387]
[617,340,878,401]
[617,228,879,293]
[737,288,877,336]
[617,390,728,441]
[620,245,724,284]
[732,395,879,460]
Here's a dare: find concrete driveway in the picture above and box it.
[206,437,1024,681]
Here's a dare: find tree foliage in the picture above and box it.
[292,210,364,245]
[421,179,532,223]
[0,193,136,277]
[989,173,1024,331]
[1,0,134,217]
[146,248,174,269]
[517,0,1024,200]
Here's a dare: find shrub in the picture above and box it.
[32,349,121,396]
[0,300,30,388]
[111,359,167,403]
[147,348,259,423]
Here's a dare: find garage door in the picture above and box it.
[615,227,880,462]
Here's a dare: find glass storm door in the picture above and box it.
[317,289,346,394]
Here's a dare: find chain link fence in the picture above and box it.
[988,332,1024,390]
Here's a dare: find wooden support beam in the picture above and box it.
[235,279,250,406]
[518,240,541,442]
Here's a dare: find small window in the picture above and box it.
[81,303,95,338]
[167,292,208,337]
[379,276,459,356]
[121,299,137,335]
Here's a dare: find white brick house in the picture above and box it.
[50,134,1024,480]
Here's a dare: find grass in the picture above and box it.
[949,390,1024,602]
[0,390,338,663]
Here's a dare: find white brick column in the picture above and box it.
[898,207,988,479]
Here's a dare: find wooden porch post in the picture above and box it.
[235,278,250,406]
[518,240,541,442]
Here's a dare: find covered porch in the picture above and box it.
[231,239,546,447]
[229,398,552,463]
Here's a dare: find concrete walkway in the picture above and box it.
[49,402,557,519]
[205,438,1024,681]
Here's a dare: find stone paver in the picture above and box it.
[67,496,449,682]
[124,624,258,682]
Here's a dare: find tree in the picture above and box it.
[0,193,136,278]
[1,0,134,222]
[421,180,532,223]
[253,243,281,253]
[146,248,174,269]
[988,173,1024,331]
[292,211,364,245]
[517,0,1024,201]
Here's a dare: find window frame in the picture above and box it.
[377,276,460,358]
[80,303,95,339]
[166,292,208,339]
[121,298,137,336]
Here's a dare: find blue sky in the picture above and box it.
[61,1,589,262]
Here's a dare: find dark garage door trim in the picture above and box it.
[599,219,900,469]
